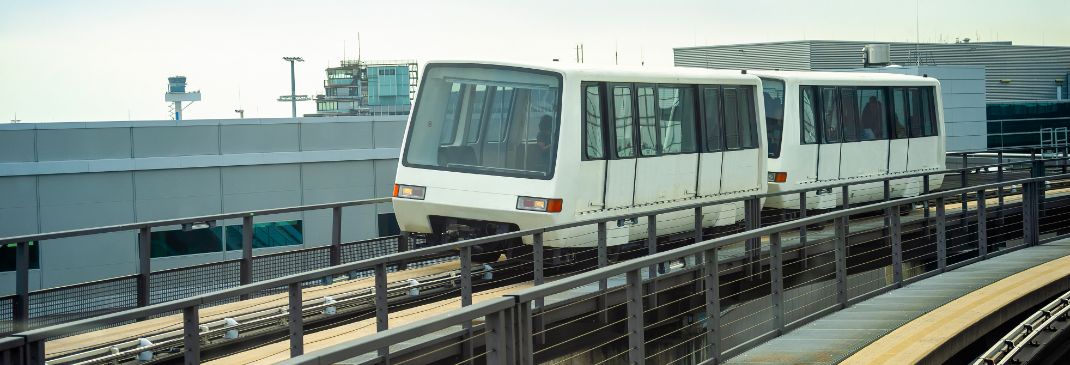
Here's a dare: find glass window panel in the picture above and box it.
[613,86,636,158]
[723,86,741,150]
[857,88,887,140]
[703,86,724,152]
[483,87,514,143]
[922,87,938,137]
[800,86,818,144]
[820,87,841,143]
[840,88,859,142]
[464,85,488,143]
[637,86,658,156]
[908,88,924,138]
[657,86,697,154]
[152,227,223,258]
[0,242,40,271]
[761,78,786,157]
[225,221,303,251]
[739,86,758,149]
[584,84,606,159]
[439,83,463,144]
[891,88,909,139]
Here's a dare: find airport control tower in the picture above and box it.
[164,76,201,121]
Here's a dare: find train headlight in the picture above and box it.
[393,184,426,200]
[767,172,787,183]
[516,196,563,213]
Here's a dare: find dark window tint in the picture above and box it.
[583,84,606,159]
[739,86,759,149]
[908,88,925,138]
[820,87,841,143]
[152,227,223,258]
[840,88,859,142]
[0,242,40,271]
[225,221,303,251]
[612,85,635,158]
[636,86,658,156]
[703,87,724,152]
[857,88,887,140]
[800,86,818,144]
[657,86,697,154]
[921,87,938,137]
[891,88,909,139]
[761,78,786,157]
[723,86,742,150]
[439,84,463,144]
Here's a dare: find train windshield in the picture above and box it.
[760,78,785,158]
[403,64,562,179]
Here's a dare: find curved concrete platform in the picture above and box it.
[725,238,1070,365]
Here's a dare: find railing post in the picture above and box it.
[883,179,891,227]
[936,197,947,272]
[626,269,646,365]
[396,231,409,271]
[24,340,44,365]
[704,248,720,362]
[517,301,534,365]
[532,233,545,346]
[241,215,253,287]
[1024,160,1044,247]
[961,154,969,215]
[835,214,848,308]
[14,241,29,332]
[890,204,904,287]
[138,227,151,308]
[647,215,658,278]
[923,175,931,220]
[330,207,342,267]
[597,223,608,324]
[799,192,808,268]
[484,306,513,365]
[745,198,760,280]
[288,282,304,357]
[460,246,473,307]
[770,232,784,335]
[694,207,704,265]
[183,305,200,365]
[997,151,1005,211]
[374,262,390,359]
[977,189,988,258]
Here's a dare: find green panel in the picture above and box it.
[151,227,223,258]
[225,220,303,251]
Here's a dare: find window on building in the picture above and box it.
[378,214,400,236]
[151,227,223,258]
[583,83,606,159]
[702,86,724,152]
[656,85,697,154]
[225,221,303,251]
[612,85,636,158]
[0,242,40,272]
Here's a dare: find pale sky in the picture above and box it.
[1,0,1067,122]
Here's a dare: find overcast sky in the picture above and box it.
[1,0,1067,122]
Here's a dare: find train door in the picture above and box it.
[634,85,699,205]
[719,85,763,193]
[816,87,842,181]
[697,86,724,196]
[576,83,607,211]
[906,87,941,174]
[796,86,821,185]
[604,83,637,210]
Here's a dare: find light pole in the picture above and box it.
[282,57,304,118]
[234,109,245,119]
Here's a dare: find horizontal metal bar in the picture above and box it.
[0,197,391,245]
[275,297,515,365]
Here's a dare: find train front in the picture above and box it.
[392,61,566,259]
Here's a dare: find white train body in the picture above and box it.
[393,60,767,249]
[752,71,946,210]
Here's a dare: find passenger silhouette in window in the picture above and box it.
[536,115,554,168]
[860,96,883,140]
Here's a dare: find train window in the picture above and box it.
[907,88,926,138]
[857,88,887,140]
[891,88,909,139]
[739,86,759,149]
[464,85,489,143]
[637,86,659,156]
[439,83,464,144]
[820,87,841,143]
[657,85,697,154]
[921,87,938,137]
[761,78,785,158]
[583,84,606,159]
[799,86,818,144]
[483,87,515,143]
[702,86,724,152]
[723,86,742,150]
[840,88,860,142]
[612,85,636,158]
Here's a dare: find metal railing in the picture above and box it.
[0,150,1065,364]
[278,162,1070,364]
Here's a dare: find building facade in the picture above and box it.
[309,60,417,117]
[0,116,406,294]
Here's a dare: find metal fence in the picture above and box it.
[0,151,1065,364]
[277,162,1070,365]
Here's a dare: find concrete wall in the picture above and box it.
[0,116,405,294]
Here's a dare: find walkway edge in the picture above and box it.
[843,250,1070,365]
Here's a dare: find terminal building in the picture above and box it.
[675,40,1070,151]
[0,116,406,294]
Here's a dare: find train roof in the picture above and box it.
[422,59,761,84]
[748,69,939,85]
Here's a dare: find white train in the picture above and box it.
[392,60,767,261]
[752,71,945,210]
